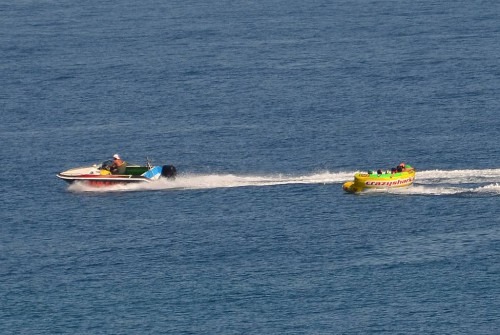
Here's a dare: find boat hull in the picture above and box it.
[57,173,151,186]
[343,170,415,193]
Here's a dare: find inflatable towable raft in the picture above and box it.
[343,164,415,193]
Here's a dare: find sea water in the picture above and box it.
[1,0,499,333]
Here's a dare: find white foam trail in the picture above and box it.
[475,183,500,194]
[67,169,500,195]
[373,183,500,196]
[67,171,353,193]
[407,168,500,195]
[416,168,500,184]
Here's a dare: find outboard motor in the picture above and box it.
[161,165,177,179]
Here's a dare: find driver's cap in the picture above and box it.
[113,154,120,160]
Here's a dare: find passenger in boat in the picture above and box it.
[391,167,397,174]
[402,163,414,172]
[110,154,127,174]
[377,169,383,175]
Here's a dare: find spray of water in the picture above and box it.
[67,169,500,195]
[68,171,352,193]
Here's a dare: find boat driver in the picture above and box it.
[110,154,127,174]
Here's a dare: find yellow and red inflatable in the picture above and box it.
[343,165,415,193]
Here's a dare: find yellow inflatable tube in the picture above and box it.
[343,169,416,193]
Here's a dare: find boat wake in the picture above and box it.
[67,171,352,193]
[67,168,500,195]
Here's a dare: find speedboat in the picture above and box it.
[57,159,177,187]
[343,164,415,193]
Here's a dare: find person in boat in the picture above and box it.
[402,163,414,172]
[110,154,127,175]
[396,162,414,172]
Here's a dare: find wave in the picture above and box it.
[67,169,500,195]
[416,168,500,184]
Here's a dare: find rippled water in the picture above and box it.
[1,0,499,333]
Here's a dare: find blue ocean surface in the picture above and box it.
[1,0,499,333]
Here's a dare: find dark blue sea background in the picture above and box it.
[1,0,499,333]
